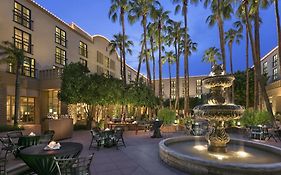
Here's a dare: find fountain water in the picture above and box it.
[159,65,281,175]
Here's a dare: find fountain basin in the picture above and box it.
[203,75,235,89]
[159,136,281,175]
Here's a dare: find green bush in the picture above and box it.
[157,108,176,125]
[0,125,24,133]
[240,110,271,126]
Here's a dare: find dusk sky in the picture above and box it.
[35,0,280,78]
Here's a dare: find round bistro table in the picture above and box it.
[19,142,83,175]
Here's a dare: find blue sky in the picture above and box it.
[35,0,280,78]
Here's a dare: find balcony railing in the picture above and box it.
[39,68,63,80]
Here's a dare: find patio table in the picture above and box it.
[18,135,40,148]
[101,130,115,148]
[19,142,82,175]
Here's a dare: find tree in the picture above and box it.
[225,28,243,103]
[108,33,134,81]
[0,41,25,126]
[129,0,158,86]
[273,0,281,83]
[109,0,131,84]
[202,47,222,67]
[136,39,146,82]
[166,19,182,111]
[163,51,175,109]
[204,0,233,72]
[151,3,170,104]
[173,0,199,116]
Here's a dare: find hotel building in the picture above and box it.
[0,0,143,125]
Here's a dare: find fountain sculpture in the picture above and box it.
[193,64,244,153]
[159,65,281,175]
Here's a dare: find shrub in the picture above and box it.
[157,108,176,125]
[0,125,24,133]
[240,110,271,127]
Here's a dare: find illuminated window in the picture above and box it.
[196,79,202,86]
[8,57,35,78]
[273,54,278,67]
[128,71,132,81]
[273,68,278,81]
[79,41,88,58]
[14,2,32,29]
[55,47,66,65]
[263,62,267,74]
[48,90,61,115]
[14,28,32,53]
[80,58,87,67]
[55,27,66,47]
[171,81,176,88]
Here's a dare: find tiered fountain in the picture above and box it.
[159,65,281,175]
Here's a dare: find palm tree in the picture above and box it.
[166,19,182,111]
[202,47,222,67]
[136,41,145,83]
[173,0,199,116]
[109,0,131,84]
[239,0,276,126]
[225,28,243,103]
[151,4,170,104]
[163,51,176,109]
[273,0,281,82]
[108,33,134,80]
[204,0,233,72]
[129,0,158,86]
[0,41,25,126]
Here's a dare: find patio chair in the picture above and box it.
[0,137,22,158]
[0,149,7,175]
[250,126,264,140]
[89,129,102,150]
[39,130,55,144]
[7,131,23,145]
[264,128,279,142]
[54,153,94,175]
[113,127,126,149]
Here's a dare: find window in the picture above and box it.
[171,88,176,95]
[105,56,110,68]
[14,28,32,53]
[196,79,202,86]
[128,71,132,81]
[55,47,66,65]
[7,96,35,124]
[263,62,268,74]
[55,27,66,47]
[14,2,32,29]
[273,68,278,81]
[171,81,176,88]
[97,51,103,64]
[8,57,35,78]
[97,65,103,75]
[196,86,202,94]
[273,54,278,67]
[48,90,61,115]
[110,60,115,70]
[79,41,88,58]
[80,58,87,67]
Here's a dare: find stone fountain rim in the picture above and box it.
[159,136,281,170]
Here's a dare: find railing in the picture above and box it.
[39,68,63,80]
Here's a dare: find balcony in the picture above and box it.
[39,68,63,80]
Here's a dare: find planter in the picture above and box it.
[161,125,177,133]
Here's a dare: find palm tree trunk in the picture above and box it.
[246,26,249,108]
[244,2,276,126]
[183,1,189,117]
[274,0,281,76]
[136,41,144,82]
[121,9,127,85]
[14,63,21,126]
[217,0,226,72]
[119,47,123,80]
[142,15,152,86]
[229,44,234,103]
[158,21,163,104]
[175,41,179,110]
[169,57,172,110]
[150,37,156,92]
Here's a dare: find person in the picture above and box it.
[151,119,163,138]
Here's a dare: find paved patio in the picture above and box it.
[4,129,281,175]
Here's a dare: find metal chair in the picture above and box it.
[113,127,126,149]
[54,153,94,175]
[89,128,102,150]
[7,131,23,145]
[0,137,22,158]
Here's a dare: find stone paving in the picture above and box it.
[4,129,281,175]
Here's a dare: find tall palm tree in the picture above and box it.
[202,47,222,67]
[225,28,243,103]
[204,0,233,72]
[273,0,281,81]
[109,0,131,84]
[129,0,158,86]
[0,41,25,126]
[109,33,134,80]
[166,19,182,110]
[151,4,170,104]
[239,0,276,126]
[136,40,145,83]
[163,51,176,109]
[173,0,199,116]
